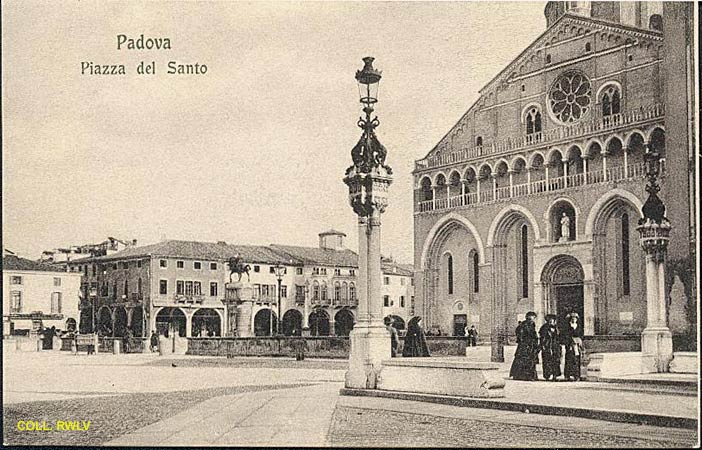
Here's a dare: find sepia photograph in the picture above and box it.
[1,0,699,447]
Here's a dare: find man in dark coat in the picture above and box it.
[563,312,584,381]
[509,311,539,381]
[402,316,430,357]
[150,330,160,353]
[539,314,561,381]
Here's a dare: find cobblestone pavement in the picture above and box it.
[3,384,309,446]
[328,406,696,448]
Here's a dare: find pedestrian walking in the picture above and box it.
[563,312,583,381]
[384,316,401,357]
[509,311,539,381]
[149,330,159,353]
[402,316,430,357]
[467,325,478,347]
[539,314,561,381]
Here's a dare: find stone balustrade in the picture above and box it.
[417,160,660,214]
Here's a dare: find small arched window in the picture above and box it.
[447,255,454,295]
[334,282,341,301]
[476,136,483,147]
[546,54,552,64]
[349,283,356,301]
[601,85,621,117]
[313,281,320,300]
[321,283,328,301]
[585,42,591,52]
[137,278,143,295]
[124,279,129,296]
[621,213,630,295]
[525,107,542,135]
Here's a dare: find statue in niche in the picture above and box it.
[560,213,571,242]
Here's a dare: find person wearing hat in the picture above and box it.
[563,312,584,381]
[509,311,539,381]
[539,314,561,381]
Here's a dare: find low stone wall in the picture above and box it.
[60,336,147,353]
[187,336,467,358]
[583,335,641,353]
[187,337,351,358]
[424,337,467,356]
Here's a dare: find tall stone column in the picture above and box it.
[302,286,310,336]
[344,57,392,390]
[637,150,673,373]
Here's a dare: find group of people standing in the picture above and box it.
[509,311,584,382]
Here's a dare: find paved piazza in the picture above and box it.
[3,351,698,447]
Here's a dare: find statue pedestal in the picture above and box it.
[345,324,390,389]
[225,282,254,338]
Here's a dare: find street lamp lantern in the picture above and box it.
[356,56,382,107]
[273,262,286,336]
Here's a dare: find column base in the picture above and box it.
[490,337,505,363]
[344,325,391,389]
[641,327,673,373]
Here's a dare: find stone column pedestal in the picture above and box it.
[224,281,254,338]
[641,327,673,373]
[344,326,390,389]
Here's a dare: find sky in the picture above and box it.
[2,1,546,263]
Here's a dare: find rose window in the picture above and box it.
[548,71,592,124]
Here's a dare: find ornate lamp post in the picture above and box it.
[343,57,393,389]
[273,262,287,336]
[637,149,673,372]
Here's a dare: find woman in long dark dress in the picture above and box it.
[563,312,584,381]
[402,316,430,357]
[509,311,539,381]
[539,314,561,381]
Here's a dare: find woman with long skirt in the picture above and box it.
[563,312,584,381]
[402,316,431,357]
[509,311,539,381]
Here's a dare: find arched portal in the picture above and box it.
[97,307,112,335]
[420,214,484,332]
[155,307,186,337]
[589,193,645,334]
[541,255,584,335]
[192,308,221,337]
[113,306,128,337]
[131,306,145,337]
[253,309,278,336]
[79,303,94,334]
[282,309,303,336]
[490,207,537,339]
[308,308,330,336]
[334,308,355,336]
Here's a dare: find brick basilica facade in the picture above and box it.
[412,2,696,353]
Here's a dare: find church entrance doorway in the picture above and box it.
[453,314,467,336]
[554,284,584,335]
[541,255,584,334]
